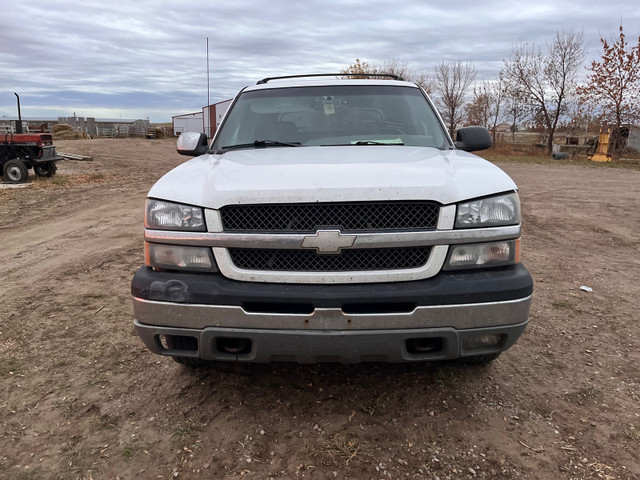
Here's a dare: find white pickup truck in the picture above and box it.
[131,74,533,366]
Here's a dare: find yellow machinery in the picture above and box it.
[589,128,613,162]
[589,126,630,162]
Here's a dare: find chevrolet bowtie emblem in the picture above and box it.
[301,230,357,254]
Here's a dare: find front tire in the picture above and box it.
[3,159,29,183]
[34,161,57,177]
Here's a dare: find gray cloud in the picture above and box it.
[1,0,638,121]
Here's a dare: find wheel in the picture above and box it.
[165,335,210,367]
[34,161,57,177]
[458,352,501,365]
[3,159,29,183]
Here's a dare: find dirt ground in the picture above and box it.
[1,138,639,480]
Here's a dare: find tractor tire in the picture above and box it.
[3,159,29,183]
[34,161,57,177]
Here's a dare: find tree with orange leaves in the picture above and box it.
[577,25,640,155]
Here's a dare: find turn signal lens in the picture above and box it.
[145,243,217,272]
[444,239,519,270]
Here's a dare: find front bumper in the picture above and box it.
[34,155,64,164]
[131,264,533,363]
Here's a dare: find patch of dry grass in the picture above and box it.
[30,173,107,188]
[53,124,83,140]
[478,144,640,170]
[324,434,360,464]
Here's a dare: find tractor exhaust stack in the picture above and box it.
[14,92,23,134]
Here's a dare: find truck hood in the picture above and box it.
[148,146,517,208]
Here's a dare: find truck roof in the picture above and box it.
[243,78,419,92]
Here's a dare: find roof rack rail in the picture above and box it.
[256,73,405,85]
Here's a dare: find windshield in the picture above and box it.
[213,85,449,152]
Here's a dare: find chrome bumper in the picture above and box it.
[133,295,531,331]
[133,296,531,363]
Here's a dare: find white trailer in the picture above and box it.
[172,112,203,136]
[203,99,232,137]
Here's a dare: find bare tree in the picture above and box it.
[487,73,508,145]
[341,59,432,94]
[577,25,640,155]
[466,86,492,127]
[466,73,508,145]
[563,94,599,134]
[433,61,477,136]
[501,80,533,143]
[503,30,584,153]
[341,58,378,78]
[408,70,432,96]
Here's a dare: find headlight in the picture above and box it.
[145,243,218,272]
[444,239,520,270]
[455,193,520,228]
[145,199,205,231]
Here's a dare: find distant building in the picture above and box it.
[204,99,232,137]
[172,111,203,136]
[172,99,232,136]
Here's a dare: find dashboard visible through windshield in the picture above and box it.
[213,85,450,153]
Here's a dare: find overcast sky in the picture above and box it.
[1,0,638,122]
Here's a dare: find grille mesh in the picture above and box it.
[221,202,439,232]
[42,146,56,159]
[229,247,431,272]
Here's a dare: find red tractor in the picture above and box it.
[1,93,64,183]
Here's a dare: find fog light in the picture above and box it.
[462,334,502,349]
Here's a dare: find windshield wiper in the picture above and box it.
[217,140,301,153]
[353,140,404,145]
[322,140,404,146]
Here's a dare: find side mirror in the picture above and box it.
[176,132,209,156]
[454,126,492,152]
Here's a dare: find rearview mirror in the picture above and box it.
[177,132,209,156]
[455,126,492,152]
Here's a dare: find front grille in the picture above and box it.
[221,202,439,233]
[42,146,55,159]
[229,247,431,272]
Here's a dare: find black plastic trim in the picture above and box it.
[256,73,404,84]
[131,264,533,308]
